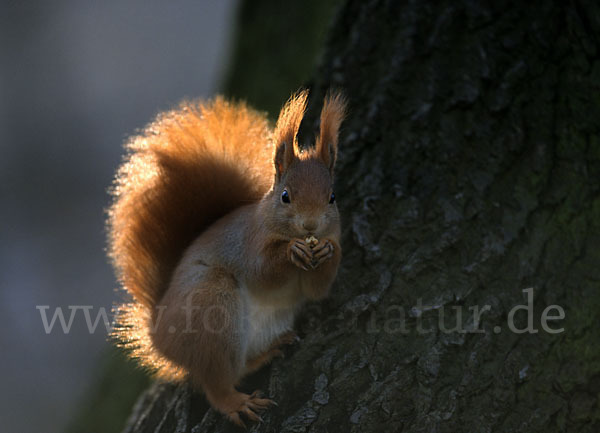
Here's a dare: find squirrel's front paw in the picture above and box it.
[310,239,334,268]
[287,239,313,271]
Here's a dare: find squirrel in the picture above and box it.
[108,90,346,427]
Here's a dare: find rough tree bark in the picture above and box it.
[122,0,600,432]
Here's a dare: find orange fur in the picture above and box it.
[315,91,347,172]
[109,98,273,308]
[273,90,308,180]
[273,90,308,155]
[107,91,346,425]
[109,98,273,378]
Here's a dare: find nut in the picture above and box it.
[305,235,319,248]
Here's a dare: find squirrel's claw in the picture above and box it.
[290,253,309,271]
[227,391,275,428]
[311,240,334,269]
[289,239,313,270]
[228,411,246,429]
[242,406,263,423]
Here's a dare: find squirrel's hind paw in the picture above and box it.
[225,390,276,428]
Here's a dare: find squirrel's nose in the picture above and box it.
[302,220,318,233]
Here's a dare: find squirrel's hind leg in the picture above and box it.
[243,330,299,375]
[153,266,275,426]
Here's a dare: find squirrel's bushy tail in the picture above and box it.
[108,97,277,377]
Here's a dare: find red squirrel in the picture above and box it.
[108,90,346,426]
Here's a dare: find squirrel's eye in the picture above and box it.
[281,189,291,204]
[329,192,335,204]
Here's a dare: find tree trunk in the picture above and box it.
[122,0,600,431]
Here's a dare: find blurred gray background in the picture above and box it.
[0,1,238,432]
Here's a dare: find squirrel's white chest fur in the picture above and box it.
[240,282,302,360]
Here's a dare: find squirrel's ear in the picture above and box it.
[274,140,295,182]
[315,91,347,174]
[273,90,308,181]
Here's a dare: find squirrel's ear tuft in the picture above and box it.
[315,91,347,174]
[273,90,308,181]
